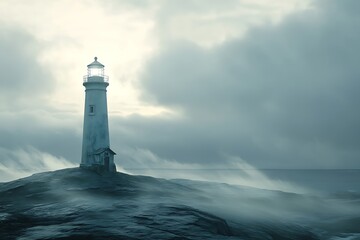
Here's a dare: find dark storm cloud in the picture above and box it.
[114,0,360,168]
[0,26,54,109]
[0,112,82,163]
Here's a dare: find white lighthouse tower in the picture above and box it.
[80,57,116,172]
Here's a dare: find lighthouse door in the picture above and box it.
[104,155,110,171]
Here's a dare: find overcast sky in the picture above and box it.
[0,0,359,179]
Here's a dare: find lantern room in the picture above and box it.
[87,56,104,76]
[84,57,109,83]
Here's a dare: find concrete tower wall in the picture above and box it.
[81,78,110,166]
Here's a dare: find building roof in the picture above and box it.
[91,147,116,155]
[87,57,105,68]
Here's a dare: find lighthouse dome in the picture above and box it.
[87,57,105,68]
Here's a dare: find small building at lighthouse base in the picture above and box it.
[80,147,117,173]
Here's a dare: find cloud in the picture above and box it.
[0,26,53,110]
[128,0,360,168]
[150,0,311,47]
[0,146,76,182]
[0,26,83,171]
[0,0,358,174]
[0,110,82,165]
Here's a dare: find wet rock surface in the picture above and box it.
[0,168,359,239]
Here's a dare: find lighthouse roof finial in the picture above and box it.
[87,56,104,68]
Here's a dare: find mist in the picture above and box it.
[117,147,309,193]
[0,146,76,182]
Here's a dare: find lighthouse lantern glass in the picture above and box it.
[88,67,104,77]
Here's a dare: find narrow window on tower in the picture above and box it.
[89,105,95,115]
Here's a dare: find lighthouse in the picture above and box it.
[80,57,116,172]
